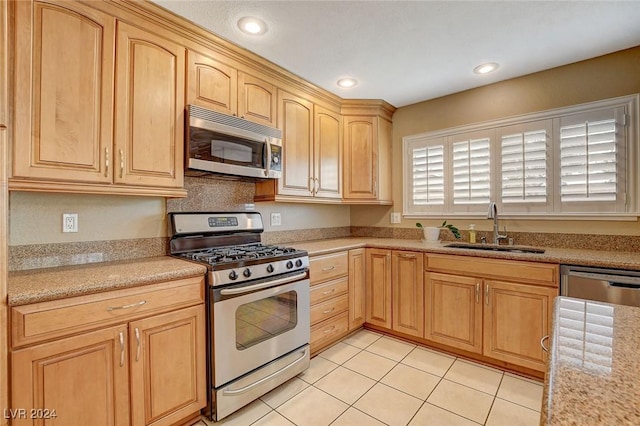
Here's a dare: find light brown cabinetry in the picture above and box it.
[187,49,276,127]
[365,248,423,337]
[10,277,206,426]
[425,254,558,372]
[114,22,185,190]
[11,0,186,197]
[309,251,350,354]
[391,250,424,338]
[365,248,392,328]
[341,100,393,204]
[348,248,366,330]
[255,92,342,202]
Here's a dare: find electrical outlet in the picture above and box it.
[62,213,78,233]
[390,212,402,224]
[270,212,282,226]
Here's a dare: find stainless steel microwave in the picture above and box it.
[185,105,282,180]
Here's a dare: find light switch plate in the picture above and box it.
[390,212,402,224]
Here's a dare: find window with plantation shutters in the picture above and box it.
[558,109,622,208]
[402,95,637,218]
[451,134,491,207]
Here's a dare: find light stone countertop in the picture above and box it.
[541,297,640,425]
[288,237,640,271]
[8,256,207,306]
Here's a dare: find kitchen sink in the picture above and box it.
[444,242,545,254]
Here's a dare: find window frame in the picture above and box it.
[402,94,639,220]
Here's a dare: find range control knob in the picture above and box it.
[286,260,294,269]
[266,264,274,273]
[295,259,303,267]
[228,270,238,280]
[243,268,252,278]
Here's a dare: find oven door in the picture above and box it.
[212,271,310,387]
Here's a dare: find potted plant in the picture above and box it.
[416,221,461,241]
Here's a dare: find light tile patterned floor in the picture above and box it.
[197,329,544,426]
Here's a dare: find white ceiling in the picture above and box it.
[152,1,640,108]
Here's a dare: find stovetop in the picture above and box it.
[177,243,305,268]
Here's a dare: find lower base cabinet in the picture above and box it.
[10,278,206,426]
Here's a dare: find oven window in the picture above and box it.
[235,291,298,350]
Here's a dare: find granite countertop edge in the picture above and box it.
[8,256,207,307]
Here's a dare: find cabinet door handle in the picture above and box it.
[323,326,336,334]
[475,283,480,304]
[119,149,124,178]
[373,181,378,196]
[322,307,335,314]
[119,331,125,367]
[105,147,110,177]
[322,288,336,295]
[309,177,315,195]
[135,327,141,361]
[106,300,147,311]
[398,253,417,258]
[322,266,335,271]
[314,178,319,194]
[540,335,550,352]
[485,284,489,306]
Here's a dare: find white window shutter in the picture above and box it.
[451,133,491,210]
[411,144,444,206]
[556,107,626,213]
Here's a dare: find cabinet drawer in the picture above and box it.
[310,312,349,352]
[309,252,349,285]
[310,277,348,305]
[426,254,559,287]
[11,276,204,348]
[310,294,348,325]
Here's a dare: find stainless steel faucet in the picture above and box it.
[487,201,508,245]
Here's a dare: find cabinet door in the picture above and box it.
[187,49,237,116]
[238,72,277,127]
[277,90,314,197]
[392,251,424,338]
[314,105,342,199]
[11,325,130,426]
[425,272,482,354]
[13,0,114,183]
[365,248,392,328]
[343,116,377,200]
[129,305,206,426]
[348,248,366,330]
[483,280,556,372]
[114,22,185,189]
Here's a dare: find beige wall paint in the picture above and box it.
[9,192,167,245]
[352,46,640,235]
[256,202,350,232]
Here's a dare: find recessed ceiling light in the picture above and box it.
[473,63,499,74]
[337,78,358,88]
[237,17,268,35]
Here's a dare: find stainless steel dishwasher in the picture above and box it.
[560,265,640,307]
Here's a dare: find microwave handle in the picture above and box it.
[264,139,271,177]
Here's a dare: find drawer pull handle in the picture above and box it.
[135,327,141,362]
[322,266,335,271]
[119,331,125,367]
[322,288,336,295]
[323,326,336,334]
[540,335,550,352]
[399,253,416,258]
[107,300,147,311]
[322,307,335,314]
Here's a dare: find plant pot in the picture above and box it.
[423,227,440,242]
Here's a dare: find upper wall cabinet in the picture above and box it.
[114,22,185,190]
[10,0,186,197]
[187,49,277,128]
[342,101,394,204]
[255,90,342,202]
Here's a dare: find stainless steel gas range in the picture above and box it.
[168,212,310,421]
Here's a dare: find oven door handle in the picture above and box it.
[222,348,308,396]
[219,272,308,296]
